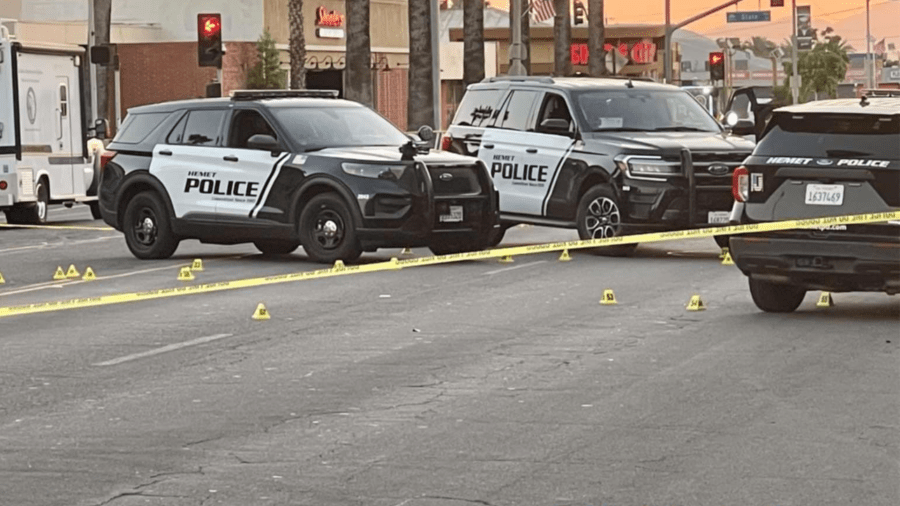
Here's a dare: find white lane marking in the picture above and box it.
[0,236,118,254]
[93,333,234,367]
[483,260,547,276]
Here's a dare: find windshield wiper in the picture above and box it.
[825,149,870,157]
[593,127,649,132]
[652,126,713,132]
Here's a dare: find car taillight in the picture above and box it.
[0,180,7,190]
[440,135,452,151]
[732,166,749,202]
[100,151,117,170]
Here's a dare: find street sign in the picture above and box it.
[726,11,771,22]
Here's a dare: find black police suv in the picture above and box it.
[442,76,755,254]
[97,90,499,263]
[729,97,900,312]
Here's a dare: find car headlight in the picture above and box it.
[616,156,681,180]
[341,163,408,180]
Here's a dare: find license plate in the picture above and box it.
[439,205,464,223]
[707,211,730,224]
[805,184,844,206]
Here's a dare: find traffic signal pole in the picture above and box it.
[663,0,743,84]
[791,0,799,103]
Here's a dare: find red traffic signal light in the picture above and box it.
[709,51,725,81]
[197,13,223,68]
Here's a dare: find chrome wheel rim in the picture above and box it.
[133,209,158,246]
[584,197,621,239]
[312,209,345,250]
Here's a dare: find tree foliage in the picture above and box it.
[246,30,287,90]
[781,27,850,102]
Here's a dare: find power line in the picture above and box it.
[702,1,896,36]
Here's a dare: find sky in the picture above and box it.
[485,0,900,50]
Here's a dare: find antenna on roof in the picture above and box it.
[625,78,635,89]
[860,95,870,107]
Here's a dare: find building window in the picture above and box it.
[734,60,749,71]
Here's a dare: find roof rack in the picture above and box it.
[484,76,555,84]
[230,89,339,101]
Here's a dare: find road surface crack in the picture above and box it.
[421,495,492,505]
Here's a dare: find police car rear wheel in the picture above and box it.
[254,240,299,256]
[123,192,179,259]
[576,186,637,257]
[749,277,806,313]
[299,193,361,264]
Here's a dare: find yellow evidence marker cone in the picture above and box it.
[558,249,572,262]
[82,267,97,281]
[53,266,67,280]
[816,292,834,308]
[599,289,617,305]
[721,251,735,266]
[252,303,271,320]
[400,247,414,256]
[191,258,204,271]
[499,255,514,263]
[0,271,5,284]
[177,266,195,281]
[65,264,80,278]
[719,246,730,259]
[332,259,346,270]
[686,295,707,311]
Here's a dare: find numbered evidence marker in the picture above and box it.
[599,289,618,305]
[0,271,5,284]
[53,266,67,280]
[686,295,706,311]
[252,303,271,320]
[191,258,204,271]
[177,266,195,281]
[82,267,97,281]
[66,264,80,278]
[816,291,834,308]
[558,249,572,262]
[721,251,735,266]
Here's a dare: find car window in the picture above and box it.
[498,90,540,131]
[113,112,171,144]
[535,93,574,133]
[574,89,721,132]
[452,88,504,127]
[166,112,188,144]
[227,110,277,149]
[756,113,900,158]
[182,110,226,146]
[271,105,409,151]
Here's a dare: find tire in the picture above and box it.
[428,232,491,256]
[254,240,299,256]
[576,185,637,257]
[714,235,731,249]
[122,191,180,259]
[298,193,362,264]
[7,179,50,225]
[88,201,103,220]
[749,277,806,313]
[486,224,511,248]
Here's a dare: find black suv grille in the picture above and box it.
[428,164,484,196]
[692,151,749,187]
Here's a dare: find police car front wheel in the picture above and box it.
[299,193,362,264]
[122,191,180,259]
[576,186,637,257]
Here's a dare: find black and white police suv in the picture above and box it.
[97,90,499,263]
[442,76,755,254]
[729,97,900,312]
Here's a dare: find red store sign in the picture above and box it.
[316,6,344,27]
[570,41,658,66]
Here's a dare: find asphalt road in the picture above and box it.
[1,205,898,506]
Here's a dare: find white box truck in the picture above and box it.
[0,25,99,224]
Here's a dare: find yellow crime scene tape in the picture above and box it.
[0,223,116,231]
[0,210,897,319]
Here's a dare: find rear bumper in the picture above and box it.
[730,235,900,293]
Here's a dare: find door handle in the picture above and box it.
[159,150,173,156]
[482,144,494,149]
[526,148,538,153]
[223,155,239,162]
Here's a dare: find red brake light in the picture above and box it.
[100,151,117,170]
[0,180,7,190]
[732,166,749,202]
[440,135,452,151]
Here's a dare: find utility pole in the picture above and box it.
[791,0,799,103]
[509,0,527,76]
[430,0,441,130]
[87,0,98,127]
[866,0,873,89]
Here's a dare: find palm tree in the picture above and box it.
[553,0,572,76]
[741,36,777,59]
[288,0,307,89]
[408,0,435,129]
[346,0,373,106]
[463,0,486,86]
[588,0,606,76]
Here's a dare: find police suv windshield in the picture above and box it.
[272,105,410,152]
[574,89,721,133]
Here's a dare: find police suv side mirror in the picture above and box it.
[538,118,572,136]
[247,134,280,153]
[417,125,435,144]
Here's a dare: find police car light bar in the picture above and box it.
[230,90,339,101]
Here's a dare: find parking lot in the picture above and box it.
[1,205,898,506]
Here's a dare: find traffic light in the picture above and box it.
[573,1,586,25]
[197,13,223,68]
[709,51,725,81]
